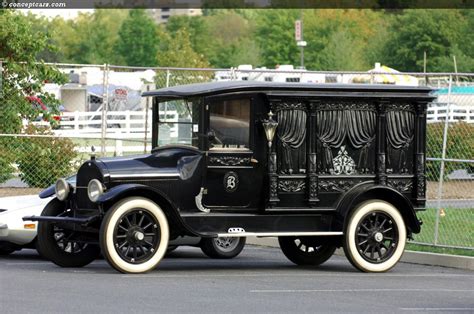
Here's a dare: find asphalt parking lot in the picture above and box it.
[0,245,473,314]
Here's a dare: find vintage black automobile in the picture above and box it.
[25,81,434,274]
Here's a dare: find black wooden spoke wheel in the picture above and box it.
[278,236,336,266]
[113,210,161,264]
[36,198,100,267]
[100,197,169,274]
[343,200,406,272]
[355,211,398,264]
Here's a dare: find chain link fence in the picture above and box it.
[1,63,472,251]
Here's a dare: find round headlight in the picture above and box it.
[55,178,70,201]
[87,179,105,202]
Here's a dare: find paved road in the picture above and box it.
[1,245,473,314]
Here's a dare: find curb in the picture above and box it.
[246,236,474,271]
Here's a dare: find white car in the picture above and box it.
[0,194,49,255]
[0,194,245,258]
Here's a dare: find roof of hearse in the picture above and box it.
[142,81,435,100]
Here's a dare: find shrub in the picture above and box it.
[0,156,14,184]
[0,137,16,184]
[16,125,78,188]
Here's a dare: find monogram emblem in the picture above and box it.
[223,172,239,193]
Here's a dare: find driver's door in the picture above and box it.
[202,96,263,210]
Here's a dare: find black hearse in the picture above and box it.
[26,81,434,274]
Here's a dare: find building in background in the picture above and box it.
[149,8,202,24]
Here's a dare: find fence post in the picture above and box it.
[125,110,131,134]
[74,111,79,130]
[0,60,3,99]
[101,64,110,156]
[115,139,123,157]
[165,69,170,88]
[433,74,452,245]
[144,85,150,153]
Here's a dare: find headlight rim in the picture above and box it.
[87,179,105,203]
[55,178,70,201]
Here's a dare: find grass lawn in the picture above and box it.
[408,207,474,256]
[406,243,474,257]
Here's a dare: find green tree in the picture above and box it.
[165,15,210,58]
[0,10,65,133]
[38,10,129,64]
[303,9,385,71]
[254,9,300,68]
[157,28,210,68]
[205,11,260,67]
[115,9,158,66]
[383,10,466,72]
[156,28,211,87]
[0,10,66,183]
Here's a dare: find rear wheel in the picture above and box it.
[36,199,100,267]
[100,197,169,274]
[343,200,406,272]
[278,236,336,266]
[200,237,246,259]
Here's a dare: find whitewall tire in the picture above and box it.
[343,200,406,273]
[100,197,169,274]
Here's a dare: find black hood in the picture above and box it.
[97,145,203,181]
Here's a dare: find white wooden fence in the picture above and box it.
[52,110,179,155]
[427,104,474,123]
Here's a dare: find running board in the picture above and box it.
[216,231,343,238]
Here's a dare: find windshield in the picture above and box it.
[155,98,199,147]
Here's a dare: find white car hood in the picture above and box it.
[0,195,49,212]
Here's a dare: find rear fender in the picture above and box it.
[335,183,420,234]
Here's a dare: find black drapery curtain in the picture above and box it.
[277,109,307,174]
[346,109,376,171]
[317,107,376,173]
[317,110,346,172]
[386,110,415,171]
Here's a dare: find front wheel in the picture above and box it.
[343,200,407,273]
[36,199,100,267]
[100,197,169,274]
[278,236,337,266]
[200,237,246,259]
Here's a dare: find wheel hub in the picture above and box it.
[373,232,383,242]
[134,231,145,241]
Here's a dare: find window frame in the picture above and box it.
[152,97,202,149]
[204,94,255,153]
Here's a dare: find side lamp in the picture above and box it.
[262,111,278,147]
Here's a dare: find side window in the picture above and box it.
[209,98,250,150]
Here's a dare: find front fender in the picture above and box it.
[39,185,55,199]
[95,184,200,237]
[335,183,421,234]
[96,184,169,205]
[39,175,77,199]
